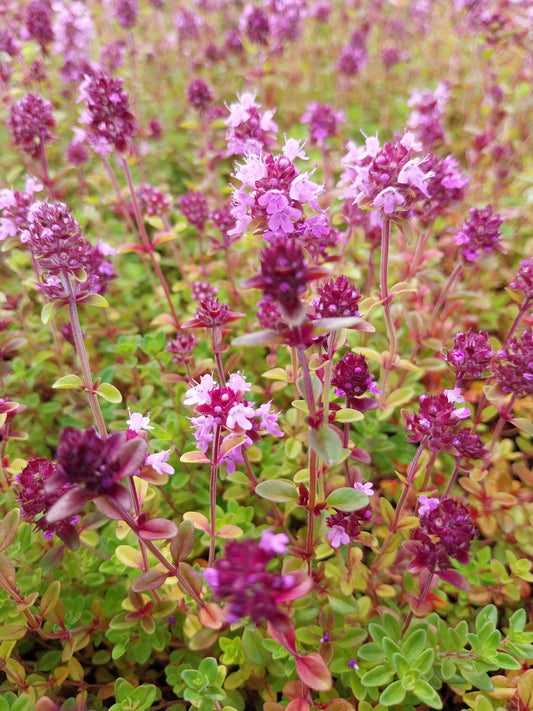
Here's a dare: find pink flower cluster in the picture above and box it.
[229,138,324,240]
[225,91,278,157]
[184,372,283,473]
[340,131,434,215]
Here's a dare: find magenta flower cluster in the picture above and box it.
[453,205,504,261]
[404,496,477,590]
[403,390,470,453]
[340,131,434,215]
[184,372,283,474]
[77,69,137,155]
[204,530,311,629]
[442,329,494,386]
[494,328,533,397]
[7,93,56,157]
[225,91,278,157]
[230,138,324,240]
[300,102,346,144]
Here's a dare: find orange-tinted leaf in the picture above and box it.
[295,653,332,691]
[198,602,224,630]
[131,569,168,592]
[137,517,178,541]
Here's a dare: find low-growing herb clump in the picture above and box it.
[0,1,532,710]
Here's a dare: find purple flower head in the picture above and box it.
[167,331,199,364]
[203,535,311,629]
[300,102,346,144]
[44,427,148,523]
[25,0,54,50]
[179,190,209,230]
[243,235,325,326]
[16,458,79,549]
[494,328,533,397]
[454,205,504,262]
[7,93,56,158]
[240,4,270,45]
[191,280,218,303]
[182,297,245,331]
[416,153,469,225]
[326,505,372,547]
[78,69,137,155]
[312,275,362,320]
[453,427,491,462]
[138,183,172,217]
[225,91,278,157]
[331,353,379,411]
[509,257,533,302]
[100,40,126,72]
[442,329,494,386]
[340,131,434,217]
[52,1,94,81]
[337,28,368,76]
[186,78,214,114]
[0,177,43,241]
[407,82,449,147]
[66,140,90,166]
[403,497,476,592]
[229,141,324,240]
[403,392,470,453]
[184,372,283,473]
[113,0,139,29]
[257,298,281,329]
[21,201,85,272]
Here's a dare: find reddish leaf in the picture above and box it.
[282,681,305,700]
[436,569,470,591]
[286,700,310,711]
[267,620,297,656]
[198,602,224,630]
[177,562,203,597]
[137,517,178,541]
[275,571,313,603]
[131,568,169,592]
[295,653,332,691]
[518,670,533,711]
[169,520,195,563]
[0,508,19,553]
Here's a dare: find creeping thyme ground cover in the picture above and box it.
[1,1,533,709]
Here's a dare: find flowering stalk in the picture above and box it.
[60,272,107,437]
[378,215,397,401]
[209,424,222,566]
[120,157,181,328]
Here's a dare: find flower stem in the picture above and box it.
[61,273,107,438]
[209,424,222,566]
[379,216,397,403]
[121,157,181,328]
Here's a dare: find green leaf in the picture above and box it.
[79,293,109,308]
[413,679,443,709]
[198,657,218,684]
[241,628,268,666]
[391,652,410,677]
[460,667,493,691]
[379,680,406,706]
[52,374,83,389]
[254,479,298,502]
[494,652,521,670]
[382,637,401,662]
[327,487,369,512]
[96,382,123,403]
[41,300,64,324]
[334,408,365,423]
[402,628,427,664]
[413,648,434,675]
[440,658,457,680]
[384,387,415,409]
[360,665,395,687]
[309,425,350,464]
[381,612,402,640]
[358,642,384,661]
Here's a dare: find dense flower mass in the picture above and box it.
[44,427,148,523]
[24,0,54,51]
[77,69,137,155]
[453,205,504,261]
[225,91,278,156]
[326,505,371,548]
[186,78,214,114]
[494,328,533,397]
[509,257,533,302]
[407,82,449,147]
[416,153,469,224]
[300,102,346,144]
[340,131,434,215]
[403,390,470,453]
[404,497,477,589]
[204,530,311,629]
[179,190,209,229]
[184,372,283,474]
[442,330,494,385]
[7,93,56,157]
[332,353,380,411]
[243,235,325,325]
[230,139,324,240]
[52,0,94,80]
[16,458,79,548]
[0,177,43,241]
[312,276,362,320]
